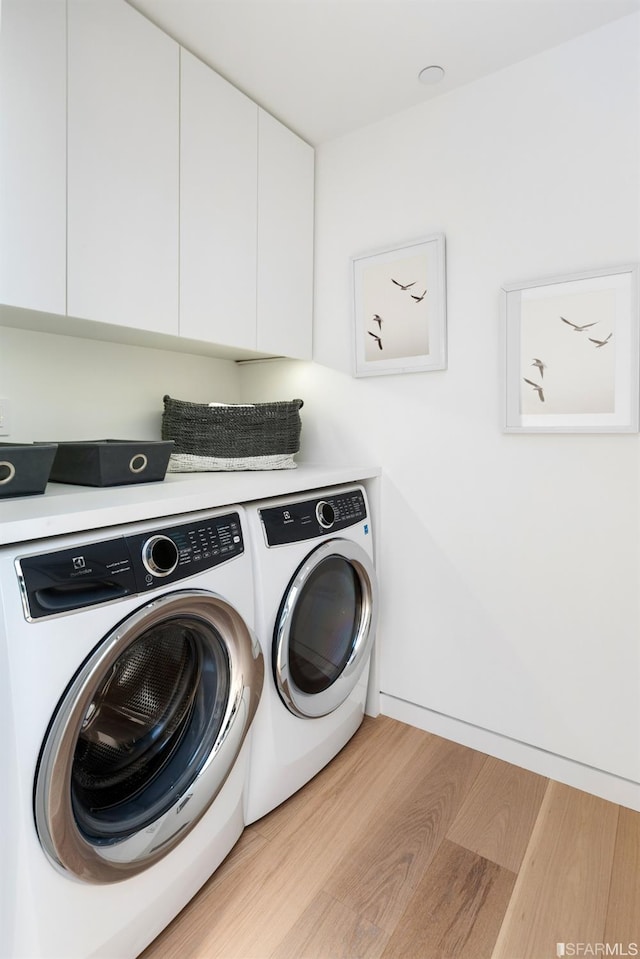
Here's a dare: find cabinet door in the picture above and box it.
[257,111,314,360]
[67,0,179,334]
[180,49,258,350]
[0,0,66,314]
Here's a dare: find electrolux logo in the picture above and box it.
[557,944,639,957]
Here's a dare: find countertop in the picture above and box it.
[0,463,381,546]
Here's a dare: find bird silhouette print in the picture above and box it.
[531,358,546,378]
[368,331,383,350]
[410,289,427,303]
[588,333,612,348]
[391,279,416,291]
[523,377,545,402]
[560,316,598,332]
[372,314,383,330]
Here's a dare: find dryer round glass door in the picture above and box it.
[34,590,263,883]
[273,539,378,718]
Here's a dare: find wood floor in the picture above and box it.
[140,715,640,959]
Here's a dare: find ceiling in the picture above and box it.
[127,0,640,145]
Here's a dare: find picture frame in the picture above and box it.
[502,263,639,433]
[352,233,447,377]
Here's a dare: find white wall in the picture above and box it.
[241,14,640,792]
[0,325,241,440]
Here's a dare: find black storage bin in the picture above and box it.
[0,443,58,498]
[46,440,174,487]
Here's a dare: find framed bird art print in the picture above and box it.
[502,262,639,433]
[351,233,447,377]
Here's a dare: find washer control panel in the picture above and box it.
[17,512,244,620]
[260,489,367,546]
[126,512,243,589]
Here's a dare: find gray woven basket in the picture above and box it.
[161,396,303,471]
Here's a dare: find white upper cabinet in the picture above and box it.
[67,0,179,334]
[0,0,67,314]
[0,1,313,359]
[180,49,258,350]
[257,111,314,360]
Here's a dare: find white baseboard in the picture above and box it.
[379,693,640,812]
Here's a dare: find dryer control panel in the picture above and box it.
[17,512,244,620]
[260,489,367,546]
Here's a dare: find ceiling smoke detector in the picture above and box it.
[418,65,445,86]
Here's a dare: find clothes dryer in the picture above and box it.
[0,505,262,959]
[244,484,378,824]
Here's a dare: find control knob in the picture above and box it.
[142,535,179,577]
[316,500,336,529]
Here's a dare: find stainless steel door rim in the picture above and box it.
[273,539,378,719]
[34,589,263,883]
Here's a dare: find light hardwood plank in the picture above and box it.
[142,716,429,959]
[326,734,486,932]
[251,715,426,844]
[381,839,516,959]
[492,782,619,959]
[604,805,640,945]
[139,718,638,959]
[271,891,389,959]
[138,829,268,959]
[447,755,548,872]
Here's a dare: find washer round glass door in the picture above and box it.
[34,590,263,883]
[273,539,378,718]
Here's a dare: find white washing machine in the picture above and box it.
[0,505,263,959]
[244,484,378,824]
